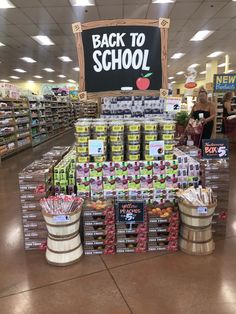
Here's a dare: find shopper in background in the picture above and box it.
[190,87,216,140]
[222,92,236,133]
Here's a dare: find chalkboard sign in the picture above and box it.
[72,19,170,99]
[202,139,229,159]
[116,200,145,223]
[213,74,236,92]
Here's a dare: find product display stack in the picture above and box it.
[83,199,116,255]
[19,147,70,250]
[200,159,229,234]
[53,148,76,195]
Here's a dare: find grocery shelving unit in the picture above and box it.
[30,99,75,147]
[0,98,32,160]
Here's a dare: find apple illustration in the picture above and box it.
[136,72,153,90]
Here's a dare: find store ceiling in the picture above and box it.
[0,0,235,84]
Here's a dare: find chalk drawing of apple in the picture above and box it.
[136,73,153,90]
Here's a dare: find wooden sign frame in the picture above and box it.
[72,19,169,100]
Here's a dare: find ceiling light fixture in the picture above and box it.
[168,77,174,80]
[27,80,34,83]
[47,80,54,83]
[10,76,20,79]
[152,0,175,3]
[218,63,231,68]
[32,35,55,46]
[200,71,207,74]
[0,42,6,47]
[33,75,43,79]
[58,56,72,62]
[1,79,9,82]
[14,69,26,73]
[58,75,66,78]
[176,71,184,75]
[190,30,214,41]
[70,0,95,6]
[21,57,37,63]
[67,79,76,83]
[73,67,80,71]
[226,69,234,73]
[170,81,176,84]
[0,0,15,8]
[207,51,223,58]
[171,53,185,59]
[43,68,55,72]
[188,64,199,68]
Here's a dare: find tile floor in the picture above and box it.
[0,131,236,314]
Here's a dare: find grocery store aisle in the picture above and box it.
[0,135,236,314]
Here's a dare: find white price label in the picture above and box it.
[218,146,227,158]
[52,215,71,223]
[197,207,208,214]
[149,141,165,157]
[89,140,104,156]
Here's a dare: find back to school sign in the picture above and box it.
[73,19,169,99]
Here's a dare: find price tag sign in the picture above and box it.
[197,207,208,215]
[165,97,181,112]
[116,201,145,223]
[52,215,71,223]
[88,140,104,156]
[202,139,229,159]
[149,141,165,157]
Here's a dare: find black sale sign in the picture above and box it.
[82,26,162,93]
[202,139,229,159]
[116,201,145,223]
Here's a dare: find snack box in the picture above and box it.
[114,162,128,176]
[148,241,178,252]
[102,162,115,176]
[89,163,103,177]
[83,199,114,215]
[22,211,44,221]
[139,161,153,175]
[83,215,115,226]
[148,235,178,242]
[24,230,48,239]
[116,243,146,253]
[83,224,115,236]
[83,234,115,246]
[84,245,115,255]
[76,163,90,178]
[25,240,46,250]
[127,161,140,176]
[23,221,46,230]
[116,222,147,234]
[116,233,147,244]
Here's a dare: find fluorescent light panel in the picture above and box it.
[152,0,175,3]
[14,68,26,73]
[58,75,66,78]
[200,71,206,74]
[171,53,185,59]
[70,0,95,6]
[43,68,54,72]
[190,30,214,41]
[67,79,76,83]
[21,57,37,63]
[168,76,174,80]
[27,80,34,83]
[73,67,80,71]
[207,51,223,58]
[176,71,184,75]
[1,79,9,82]
[226,70,234,73]
[0,42,6,47]
[218,63,231,68]
[170,81,176,83]
[10,76,20,79]
[58,56,72,62]
[32,35,55,46]
[47,80,54,83]
[0,0,15,8]
[189,64,199,68]
[34,75,43,79]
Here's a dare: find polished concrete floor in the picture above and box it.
[0,130,236,314]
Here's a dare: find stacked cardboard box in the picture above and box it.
[83,199,116,255]
[200,159,229,234]
[147,204,179,252]
[19,146,70,250]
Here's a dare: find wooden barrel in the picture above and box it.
[179,224,215,255]
[46,233,83,266]
[42,209,81,237]
[178,201,217,228]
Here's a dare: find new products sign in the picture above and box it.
[72,19,170,99]
[202,139,229,159]
[213,74,236,92]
